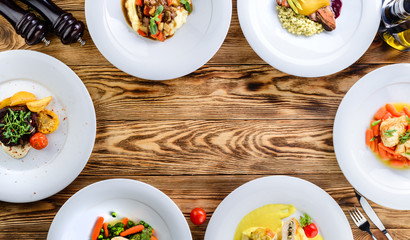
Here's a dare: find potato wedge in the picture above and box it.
[9,91,36,106]
[27,96,52,112]
[0,97,11,109]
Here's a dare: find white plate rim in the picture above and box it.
[204,175,353,240]
[334,63,410,210]
[85,0,232,80]
[47,178,192,240]
[0,50,96,203]
[237,0,381,77]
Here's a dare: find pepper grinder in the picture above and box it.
[19,0,85,45]
[0,0,50,45]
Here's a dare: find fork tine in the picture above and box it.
[348,209,358,224]
[355,206,365,219]
[350,208,360,222]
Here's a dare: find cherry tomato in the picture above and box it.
[190,208,206,225]
[303,223,318,238]
[30,132,48,150]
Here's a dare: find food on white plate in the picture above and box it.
[234,204,323,240]
[276,0,342,36]
[123,0,193,42]
[91,214,158,240]
[0,91,59,159]
[366,103,410,168]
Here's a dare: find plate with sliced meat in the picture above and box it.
[237,0,381,77]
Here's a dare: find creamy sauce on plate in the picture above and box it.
[1,142,31,159]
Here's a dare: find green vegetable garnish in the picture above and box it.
[0,109,32,144]
[384,129,397,137]
[111,212,117,217]
[286,0,303,14]
[406,116,410,125]
[370,137,376,142]
[149,5,164,35]
[299,213,311,228]
[400,131,410,144]
[371,120,381,127]
[180,0,192,13]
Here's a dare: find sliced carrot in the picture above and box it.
[371,120,380,136]
[120,225,144,236]
[373,138,379,154]
[136,0,143,6]
[92,217,104,240]
[382,112,392,121]
[370,139,376,152]
[156,13,163,24]
[144,6,151,16]
[378,147,389,160]
[404,106,410,117]
[374,106,387,120]
[138,29,147,37]
[103,223,109,238]
[157,31,165,42]
[366,129,373,146]
[167,0,172,6]
[122,217,129,228]
[390,159,406,167]
[386,103,403,117]
[378,142,396,155]
[152,236,158,240]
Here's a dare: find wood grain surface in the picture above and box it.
[0,0,410,239]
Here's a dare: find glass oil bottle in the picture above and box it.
[379,0,410,51]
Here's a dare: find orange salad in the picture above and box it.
[366,103,410,168]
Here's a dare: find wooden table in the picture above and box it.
[0,0,410,239]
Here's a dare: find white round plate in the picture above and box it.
[48,179,192,240]
[334,64,410,210]
[204,176,352,240]
[85,0,231,80]
[0,50,96,203]
[237,0,381,77]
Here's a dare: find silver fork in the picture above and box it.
[348,206,378,240]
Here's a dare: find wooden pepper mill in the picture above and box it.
[0,0,50,45]
[19,0,86,45]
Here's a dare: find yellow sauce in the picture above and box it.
[392,102,410,112]
[310,235,324,240]
[297,0,330,16]
[233,204,296,240]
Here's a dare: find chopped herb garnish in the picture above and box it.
[405,152,410,155]
[180,0,192,13]
[0,109,32,144]
[370,136,376,142]
[371,120,381,127]
[384,129,397,137]
[406,116,410,125]
[149,5,164,35]
[111,212,117,217]
[299,213,312,228]
[400,131,410,144]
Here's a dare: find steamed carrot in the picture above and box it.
[157,31,165,42]
[144,6,150,16]
[366,129,373,146]
[378,142,396,155]
[138,29,147,37]
[382,112,392,120]
[167,0,172,6]
[371,120,380,136]
[103,223,109,238]
[378,147,389,160]
[404,106,410,117]
[374,106,387,120]
[390,159,406,167]
[92,217,104,240]
[122,217,129,228]
[136,0,143,6]
[120,225,145,236]
[386,103,402,117]
[370,139,376,152]
[373,139,379,154]
[152,236,158,240]
[156,13,163,24]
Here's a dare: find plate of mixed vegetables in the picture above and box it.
[48,179,191,240]
[334,64,410,210]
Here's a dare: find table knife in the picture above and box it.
[355,190,394,240]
